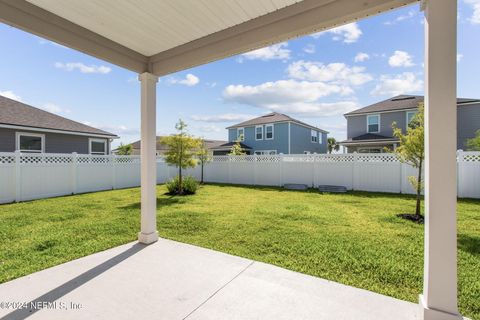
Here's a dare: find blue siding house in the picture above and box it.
[211,112,328,155]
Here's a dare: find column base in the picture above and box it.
[419,295,468,320]
[138,231,159,244]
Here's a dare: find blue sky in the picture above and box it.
[1,2,479,147]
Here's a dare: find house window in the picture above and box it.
[367,114,380,133]
[311,129,318,143]
[90,139,107,155]
[16,132,44,153]
[255,126,263,140]
[318,132,322,144]
[254,150,277,155]
[406,111,417,126]
[265,124,274,140]
[237,128,244,141]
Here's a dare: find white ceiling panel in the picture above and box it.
[26,0,302,56]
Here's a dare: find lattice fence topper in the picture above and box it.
[115,156,141,164]
[0,153,15,164]
[356,154,399,163]
[315,154,355,162]
[77,155,111,164]
[461,152,480,162]
[21,154,74,164]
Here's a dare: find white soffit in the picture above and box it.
[26,0,302,56]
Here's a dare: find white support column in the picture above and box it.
[138,72,159,244]
[421,1,462,319]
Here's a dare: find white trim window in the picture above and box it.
[237,127,245,141]
[255,125,263,140]
[311,129,318,143]
[367,114,380,133]
[89,138,107,155]
[265,124,274,140]
[254,150,277,155]
[318,132,323,144]
[16,132,45,153]
[406,111,417,126]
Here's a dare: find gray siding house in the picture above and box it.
[0,95,118,154]
[340,95,480,153]
[212,112,328,155]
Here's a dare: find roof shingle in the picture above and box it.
[345,95,480,116]
[0,95,117,137]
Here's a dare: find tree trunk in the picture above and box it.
[179,165,183,195]
[415,158,423,217]
[201,161,204,184]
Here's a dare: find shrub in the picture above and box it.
[166,175,199,195]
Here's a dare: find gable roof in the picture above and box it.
[226,112,328,133]
[344,95,480,116]
[0,95,117,137]
[130,136,227,151]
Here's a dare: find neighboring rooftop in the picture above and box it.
[0,95,117,137]
[130,137,227,151]
[345,95,480,116]
[227,112,328,133]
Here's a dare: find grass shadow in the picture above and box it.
[458,233,480,255]
[120,196,187,210]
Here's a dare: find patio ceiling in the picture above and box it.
[0,0,418,76]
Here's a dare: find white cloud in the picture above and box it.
[223,80,358,117]
[198,125,221,133]
[384,9,417,25]
[191,113,255,123]
[39,103,71,115]
[457,53,464,62]
[388,50,415,67]
[241,42,291,61]
[168,73,200,86]
[311,23,362,44]
[0,90,22,101]
[371,72,423,96]
[83,122,139,136]
[354,52,370,63]
[54,62,111,74]
[303,44,316,54]
[287,60,373,87]
[465,0,480,24]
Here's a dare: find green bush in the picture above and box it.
[166,175,199,195]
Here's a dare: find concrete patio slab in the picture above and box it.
[0,239,418,320]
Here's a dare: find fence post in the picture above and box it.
[352,152,357,191]
[280,154,284,187]
[71,152,78,194]
[399,158,404,194]
[457,150,463,198]
[312,154,316,188]
[14,150,21,202]
[111,154,116,190]
[253,155,257,186]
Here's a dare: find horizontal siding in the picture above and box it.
[0,128,109,154]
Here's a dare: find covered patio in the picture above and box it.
[0,0,464,319]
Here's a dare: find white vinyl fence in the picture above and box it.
[0,151,479,204]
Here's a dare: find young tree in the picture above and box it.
[229,135,246,156]
[115,143,132,155]
[161,120,201,194]
[391,104,425,219]
[327,137,340,154]
[197,139,213,184]
[466,129,480,151]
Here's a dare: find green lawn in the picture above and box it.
[0,184,479,319]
